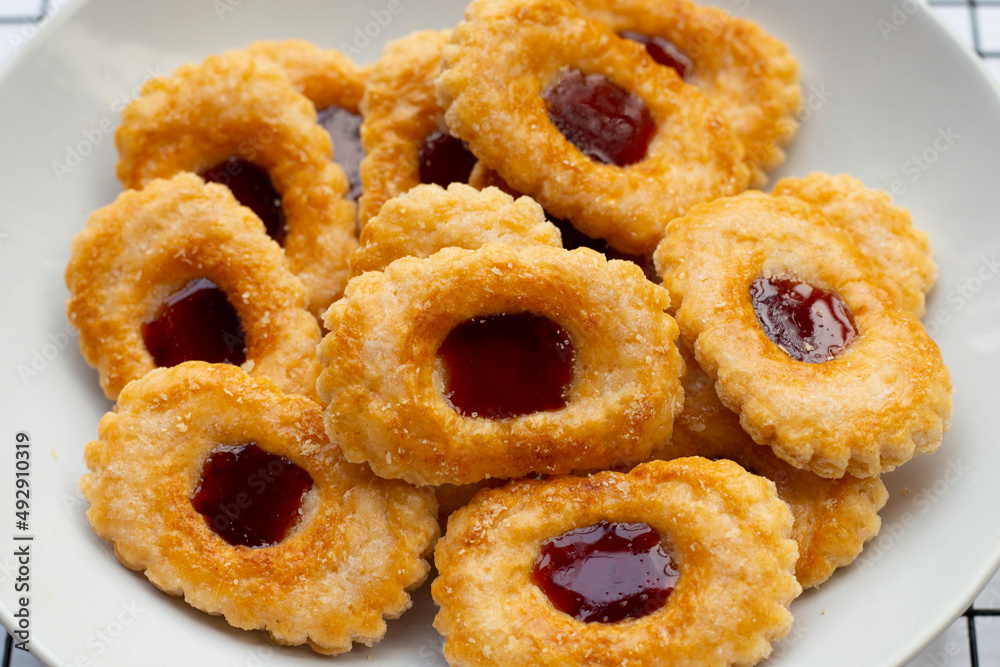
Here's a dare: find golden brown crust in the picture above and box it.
[351,183,562,275]
[318,243,685,485]
[656,342,888,589]
[654,191,953,479]
[80,362,439,655]
[115,50,358,316]
[573,0,801,184]
[773,172,936,316]
[359,30,452,225]
[432,458,800,667]
[437,0,750,255]
[65,174,322,401]
[434,479,507,529]
[246,39,368,113]
[467,161,520,195]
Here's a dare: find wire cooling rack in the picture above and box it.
[0,0,998,665]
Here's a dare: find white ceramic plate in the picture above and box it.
[1,0,999,665]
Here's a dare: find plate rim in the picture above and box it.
[0,0,999,665]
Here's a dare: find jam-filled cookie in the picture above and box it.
[466,163,660,280]
[655,191,952,479]
[773,172,936,316]
[351,183,561,275]
[656,342,887,589]
[81,362,439,654]
[247,39,369,201]
[350,182,563,523]
[573,0,801,184]
[433,458,800,667]
[318,243,685,485]
[65,173,322,401]
[115,50,357,316]
[246,39,368,112]
[359,30,480,225]
[437,0,750,255]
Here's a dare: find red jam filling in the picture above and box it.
[438,313,574,419]
[543,69,655,167]
[200,158,286,245]
[418,129,478,187]
[549,216,657,281]
[532,521,680,623]
[191,443,314,548]
[620,31,693,79]
[317,105,364,201]
[142,277,246,368]
[750,276,859,363]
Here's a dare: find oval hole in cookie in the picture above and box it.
[532,520,680,623]
[200,158,287,245]
[191,442,314,548]
[317,105,364,201]
[750,276,859,363]
[418,129,478,187]
[543,69,655,168]
[620,31,693,79]
[437,312,574,419]
[142,277,247,368]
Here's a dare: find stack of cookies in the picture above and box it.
[64,0,952,664]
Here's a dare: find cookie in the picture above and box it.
[81,362,439,654]
[318,243,684,485]
[437,0,750,255]
[358,30,478,224]
[773,172,935,315]
[116,50,357,315]
[351,182,561,275]
[66,173,322,401]
[433,458,800,666]
[573,0,801,184]
[656,342,888,589]
[247,39,369,201]
[655,191,952,478]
